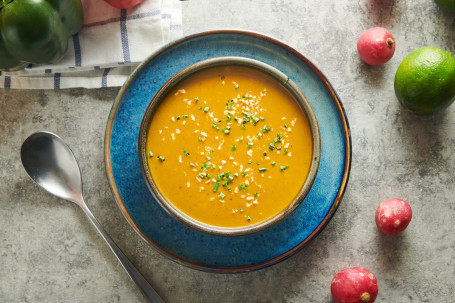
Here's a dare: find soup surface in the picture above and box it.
[146,65,313,228]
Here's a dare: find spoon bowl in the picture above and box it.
[20,131,164,303]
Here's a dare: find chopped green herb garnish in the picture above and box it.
[148,151,153,157]
[284,150,289,155]
[158,156,165,162]
[242,124,246,130]
[183,150,190,156]
[176,116,180,120]
[203,107,209,113]
[269,143,275,150]
[259,167,267,172]
[232,145,236,152]
[198,137,202,141]
[242,171,247,176]
[235,84,239,89]
[280,165,289,171]
[263,151,267,156]
[262,125,271,133]
[247,216,251,221]
[248,142,253,148]
[254,192,258,198]
[206,156,211,161]
[239,136,244,142]
[182,114,188,118]
[213,182,220,192]
[272,162,276,166]
[234,173,239,177]
[258,133,263,138]
[284,124,288,128]
[198,173,205,179]
[240,208,244,213]
[194,97,199,102]
[219,192,226,199]
[252,117,260,124]
[190,163,195,167]
[238,184,248,190]
[248,160,252,164]
[211,164,216,169]
[277,146,282,150]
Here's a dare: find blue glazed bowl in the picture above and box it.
[138,56,321,237]
[105,30,351,273]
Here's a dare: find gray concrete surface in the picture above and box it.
[1,1,455,302]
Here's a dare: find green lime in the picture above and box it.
[435,0,455,13]
[394,46,455,115]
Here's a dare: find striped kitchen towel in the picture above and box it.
[0,0,182,89]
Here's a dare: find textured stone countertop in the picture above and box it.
[1,1,454,302]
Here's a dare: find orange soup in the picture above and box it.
[146,65,313,228]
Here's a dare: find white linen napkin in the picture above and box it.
[0,0,182,89]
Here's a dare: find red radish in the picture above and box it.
[104,0,145,9]
[331,267,378,303]
[357,27,396,65]
[375,198,412,235]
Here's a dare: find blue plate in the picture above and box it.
[105,30,351,273]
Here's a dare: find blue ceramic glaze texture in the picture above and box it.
[106,31,351,272]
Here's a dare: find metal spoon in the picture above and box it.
[20,131,164,303]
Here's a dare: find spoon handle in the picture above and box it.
[79,201,165,303]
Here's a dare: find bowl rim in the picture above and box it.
[138,56,321,237]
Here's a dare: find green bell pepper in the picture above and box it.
[0,0,84,71]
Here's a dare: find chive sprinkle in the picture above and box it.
[203,107,209,112]
[194,97,199,102]
[182,114,188,118]
[280,165,289,171]
[158,156,165,162]
[213,182,220,192]
[190,163,195,167]
[219,192,226,199]
[247,216,251,221]
[269,143,275,150]
[148,151,153,157]
[232,145,236,151]
[248,142,253,148]
[259,168,267,172]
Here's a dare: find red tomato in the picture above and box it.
[104,0,145,9]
